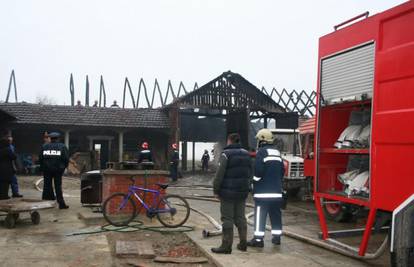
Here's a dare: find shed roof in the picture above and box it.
[0,103,170,129]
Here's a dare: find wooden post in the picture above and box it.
[108,140,112,162]
[168,105,180,170]
[192,141,195,174]
[182,141,188,171]
[64,130,70,149]
[118,132,124,162]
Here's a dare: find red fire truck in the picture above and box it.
[314,1,414,263]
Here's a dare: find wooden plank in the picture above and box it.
[0,199,56,212]
[154,256,209,264]
[115,241,155,259]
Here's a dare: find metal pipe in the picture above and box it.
[85,75,90,106]
[69,73,75,106]
[334,11,369,31]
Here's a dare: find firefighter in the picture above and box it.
[212,133,252,254]
[247,128,285,247]
[138,142,154,169]
[170,143,179,182]
[201,150,210,172]
[39,132,70,209]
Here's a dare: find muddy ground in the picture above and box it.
[0,175,214,267]
[0,173,391,267]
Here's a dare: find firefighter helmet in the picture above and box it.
[255,128,273,143]
[141,142,149,149]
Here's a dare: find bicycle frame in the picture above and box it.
[119,185,172,214]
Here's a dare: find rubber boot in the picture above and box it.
[272,236,281,245]
[59,202,69,209]
[211,228,233,254]
[236,225,247,251]
[246,238,264,248]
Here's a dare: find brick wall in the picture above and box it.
[102,171,168,215]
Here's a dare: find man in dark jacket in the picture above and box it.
[170,143,179,182]
[0,132,17,200]
[212,133,252,254]
[247,128,285,248]
[39,132,69,209]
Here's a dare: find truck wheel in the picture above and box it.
[287,188,301,198]
[5,214,16,229]
[323,202,354,223]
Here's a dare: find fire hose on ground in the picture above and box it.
[33,180,389,259]
[180,191,388,261]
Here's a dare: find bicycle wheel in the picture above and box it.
[156,194,190,228]
[102,193,136,226]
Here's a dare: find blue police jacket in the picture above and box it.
[39,142,69,172]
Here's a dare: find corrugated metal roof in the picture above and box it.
[299,117,315,134]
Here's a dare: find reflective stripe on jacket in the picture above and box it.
[252,144,284,199]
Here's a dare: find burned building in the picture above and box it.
[0,71,297,173]
[0,103,171,172]
[168,71,296,170]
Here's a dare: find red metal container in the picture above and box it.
[314,1,414,256]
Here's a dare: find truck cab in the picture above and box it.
[270,129,305,195]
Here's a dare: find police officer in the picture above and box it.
[39,132,69,209]
[170,143,179,182]
[8,136,23,197]
[212,133,252,254]
[247,128,285,247]
[0,132,17,200]
[138,142,154,169]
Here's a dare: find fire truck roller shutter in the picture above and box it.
[320,42,375,105]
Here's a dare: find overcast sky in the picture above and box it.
[0,0,406,107]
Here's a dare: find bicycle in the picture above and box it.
[102,176,190,228]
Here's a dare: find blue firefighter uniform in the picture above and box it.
[39,133,69,209]
[250,144,284,245]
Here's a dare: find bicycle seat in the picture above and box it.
[155,183,169,190]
